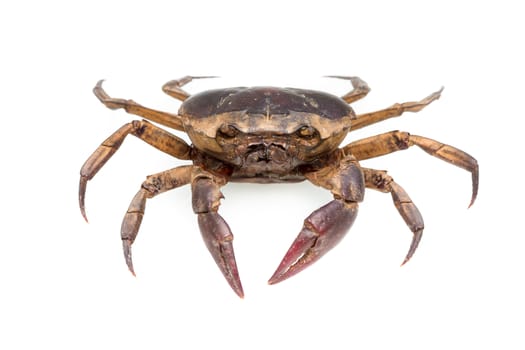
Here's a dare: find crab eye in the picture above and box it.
[296,125,317,139]
[218,124,239,138]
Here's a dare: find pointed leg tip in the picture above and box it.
[122,240,136,276]
[126,262,136,276]
[400,252,413,267]
[192,75,219,79]
[469,169,479,209]
[468,186,478,208]
[324,75,353,79]
[79,192,89,223]
[401,229,423,267]
[468,187,478,208]
[400,248,417,266]
[93,80,107,96]
[126,264,136,277]
[80,208,89,223]
[79,176,89,222]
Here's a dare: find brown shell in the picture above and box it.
[180,87,354,119]
[179,87,356,139]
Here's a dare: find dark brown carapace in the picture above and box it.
[79,76,478,298]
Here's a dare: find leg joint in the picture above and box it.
[192,177,223,213]
[131,119,148,137]
[393,130,411,150]
[364,169,394,193]
[141,176,163,197]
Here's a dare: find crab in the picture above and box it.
[79,76,478,298]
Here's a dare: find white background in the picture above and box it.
[1,1,523,349]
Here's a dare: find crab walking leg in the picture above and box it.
[343,130,479,207]
[162,76,218,101]
[350,88,443,131]
[191,170,243,298]
[325,76,371,104]
[363,168,424,265]
[120,166,193,275]
[94,80,185,131]
[269,155,364,285]
[79,119,191,221]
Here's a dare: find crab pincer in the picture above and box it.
[198,212,243,298]
[192,173,244,298]
[269,200,358,285]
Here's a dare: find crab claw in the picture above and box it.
[269,200,358,285]
[198,212,244,298]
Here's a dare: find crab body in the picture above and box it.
[79,76,479,298]
[181,87,354,182]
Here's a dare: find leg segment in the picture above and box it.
[79,119,192,221]
[120,166,193,275]
[363,168,424,265]
[162,75,218,101]
[269,154,364,285]
[191,169,243,298]
[326,76,371,104]
[94,80,185,131]
[350,88,443,131]
[343,130,479,207]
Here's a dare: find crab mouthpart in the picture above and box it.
[245,143,288,163]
